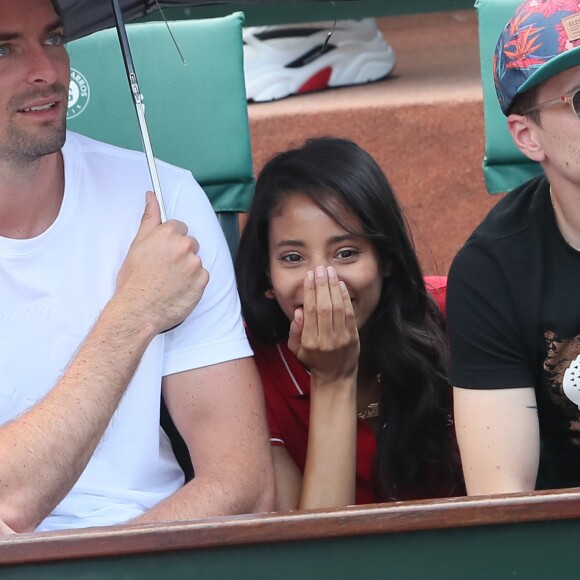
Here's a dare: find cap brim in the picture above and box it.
[518,46,580,95]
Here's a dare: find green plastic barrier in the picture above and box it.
[476,0,543,194]
[66,13,254,251]
[142,0,476,27]
[2,522,579,579]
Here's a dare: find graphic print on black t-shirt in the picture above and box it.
[543,330,580,436]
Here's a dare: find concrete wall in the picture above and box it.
[246,11,503,275]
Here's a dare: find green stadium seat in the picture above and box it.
[476,0,544,194]
[66,12,254,254]
[67,15,254,478]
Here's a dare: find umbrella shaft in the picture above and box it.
[111,0,168,223]
[135,101,168,223]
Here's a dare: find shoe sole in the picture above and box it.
[245,39,396,102]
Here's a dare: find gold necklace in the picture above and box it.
[357,402,380,420]
[304,368,381,420]
[357,373,381,421]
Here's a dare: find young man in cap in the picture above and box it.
[0,0,273,532]
[447,0,580,495]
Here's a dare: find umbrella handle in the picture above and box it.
[111,0,169,223]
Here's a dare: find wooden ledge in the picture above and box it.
[1,487,580,565]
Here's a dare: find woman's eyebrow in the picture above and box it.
[329,234,357,244]
[274,233,359,248]
[273,239,306,249]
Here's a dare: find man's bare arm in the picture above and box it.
[135,357,275,523]
[0,194,208,532]
[454,386,540,495]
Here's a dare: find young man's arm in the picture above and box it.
[0,194,208,532]
[453,386,540,495]
[135,357,275,522]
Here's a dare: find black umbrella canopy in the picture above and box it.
[56,0,330,41]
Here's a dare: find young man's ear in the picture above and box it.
[507,114,546,163]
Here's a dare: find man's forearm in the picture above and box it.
[0,297,156,532]
[133,467,274,525]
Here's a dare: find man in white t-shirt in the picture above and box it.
[0,0,274,533]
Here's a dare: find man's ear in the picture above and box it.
[507,114,546,163]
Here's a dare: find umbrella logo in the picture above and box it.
[67,68,91,120]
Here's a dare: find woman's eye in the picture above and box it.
[337,249,358,260]
[281,253,303,263]
[0,45,10,57]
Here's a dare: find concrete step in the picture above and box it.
[247,10,504,275]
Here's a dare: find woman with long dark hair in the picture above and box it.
[236,137,463,509]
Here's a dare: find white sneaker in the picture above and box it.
[243,18,396,102]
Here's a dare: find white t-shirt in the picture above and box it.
[0,132,252,531]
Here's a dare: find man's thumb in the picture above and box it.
[137,191,161,236]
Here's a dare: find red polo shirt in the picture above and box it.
[251,337,377,504]
[250,276,456,505]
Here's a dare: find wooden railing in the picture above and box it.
[1,487,580,566]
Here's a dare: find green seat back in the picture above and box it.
[66,13,254,251]
[476,0,544,194]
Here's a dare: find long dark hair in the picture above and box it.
[236,137,459,500]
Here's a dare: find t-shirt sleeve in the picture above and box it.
[447,240,535,389]
[161,172,252,376]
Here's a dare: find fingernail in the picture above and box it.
[316,266,325,278]
[340,281,347,293]
[307,271,315,284]
[327,266,336,279]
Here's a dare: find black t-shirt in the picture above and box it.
[447,175,580,488]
